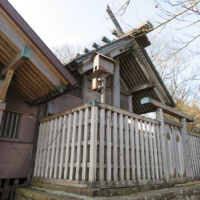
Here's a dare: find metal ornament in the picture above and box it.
[166,132,170,140]
[176,135,180,142]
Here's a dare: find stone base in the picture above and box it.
[14,187,82,200]
[31,177,195,197]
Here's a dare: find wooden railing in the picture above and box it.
[33,102,166,188]
[188,132,200,179]
[33,100,194,189]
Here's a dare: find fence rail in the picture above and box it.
[34,102,165,187]
[188,132,200,178]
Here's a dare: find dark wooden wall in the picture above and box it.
[0,89,82,179]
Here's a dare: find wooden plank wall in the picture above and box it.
[164,124,185,178]
[34,106,166,186]
[188,132,200,178]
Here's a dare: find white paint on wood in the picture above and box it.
[152,124,159,179]
[106,110,112,181]
[113,112,118,181]
[148,123,154,179]
[144,122,150,180]
[139,120,145,180]
[45,119,54,178]
[82,109,90,181]
[119,114,124,181]
[69,112,78,180]
[49,118,58,178]
[75,110,83,180]
[64,114,72,179]
[124,116,130,181]
[99,109,105,181]
[135,119,141,181]
[130,118,136,180]
[59,115,67,179]
[89,107,98,182]
[155,124,163,179]
[181,118,193,178]
[156,108,169,181]
[54,117,63,179]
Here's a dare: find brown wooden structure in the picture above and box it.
[0,0,197,199]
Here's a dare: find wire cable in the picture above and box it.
[8,86,103,156]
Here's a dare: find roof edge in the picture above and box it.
[135,39,176,108]
[0,0,77,86]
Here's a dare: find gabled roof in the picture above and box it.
[0,0,76,86]
[65,28,175,112]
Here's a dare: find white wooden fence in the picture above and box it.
[33,101,193,189]
[189,132,200,178]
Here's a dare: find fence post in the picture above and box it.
[156,108,169,182]
[181,118,193,179]
[89,106,98,183]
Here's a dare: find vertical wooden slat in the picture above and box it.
[13,114,19,138]
[194,136,200,176]
[69,112,78,180]
[156,124,163,179]
[64,114,72,179]
[45,119,54,178]
[135,118,141,181]
[119,114,124,181]
[124,116,130,180]
[156,108,169,181]
[0,111,5,136]
[197,137,200,176]
[99,109,105,182]
[139,120,145,180]
[148,122,154,179]
[34,123,43,176]
[8,113,14,137]
[144,122,150,180]
[49,118,57,178]
[130,117,136,180]
[181,118,193,178]
[106,110,112,181]
[37,122,46,177]
[189,135,195,177]
[41,121,50,177]
[171,126,178,178]
[89,106,98,182]
[152,124,159,179]
[3,112,10,137]
[192,136,198,177]
[54,117,63,179]
[76,110,83,180]
[59,115,67,179]
[113,112,118,181]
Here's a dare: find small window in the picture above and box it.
[0,111,22,138]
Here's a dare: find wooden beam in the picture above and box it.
[163,117,183,128]
[113,57,120,108]
[0,69,14,102]
[129,81,155,93]
[141,97,194,122]
[2,46,31,76]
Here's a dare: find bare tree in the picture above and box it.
[146,33,200,131]
[52,44,81,64]
[114,0,200,58]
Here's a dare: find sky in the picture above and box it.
[8,0,156,51]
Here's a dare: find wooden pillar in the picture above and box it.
[156,108,170,181]
[113,57,120,108]
[81,74,87,103]
[0,69,14,103]
[181,118,194,179]
[128,96,133,112]
[101,77,106,103]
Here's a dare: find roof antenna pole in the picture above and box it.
[106,4,124,36]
